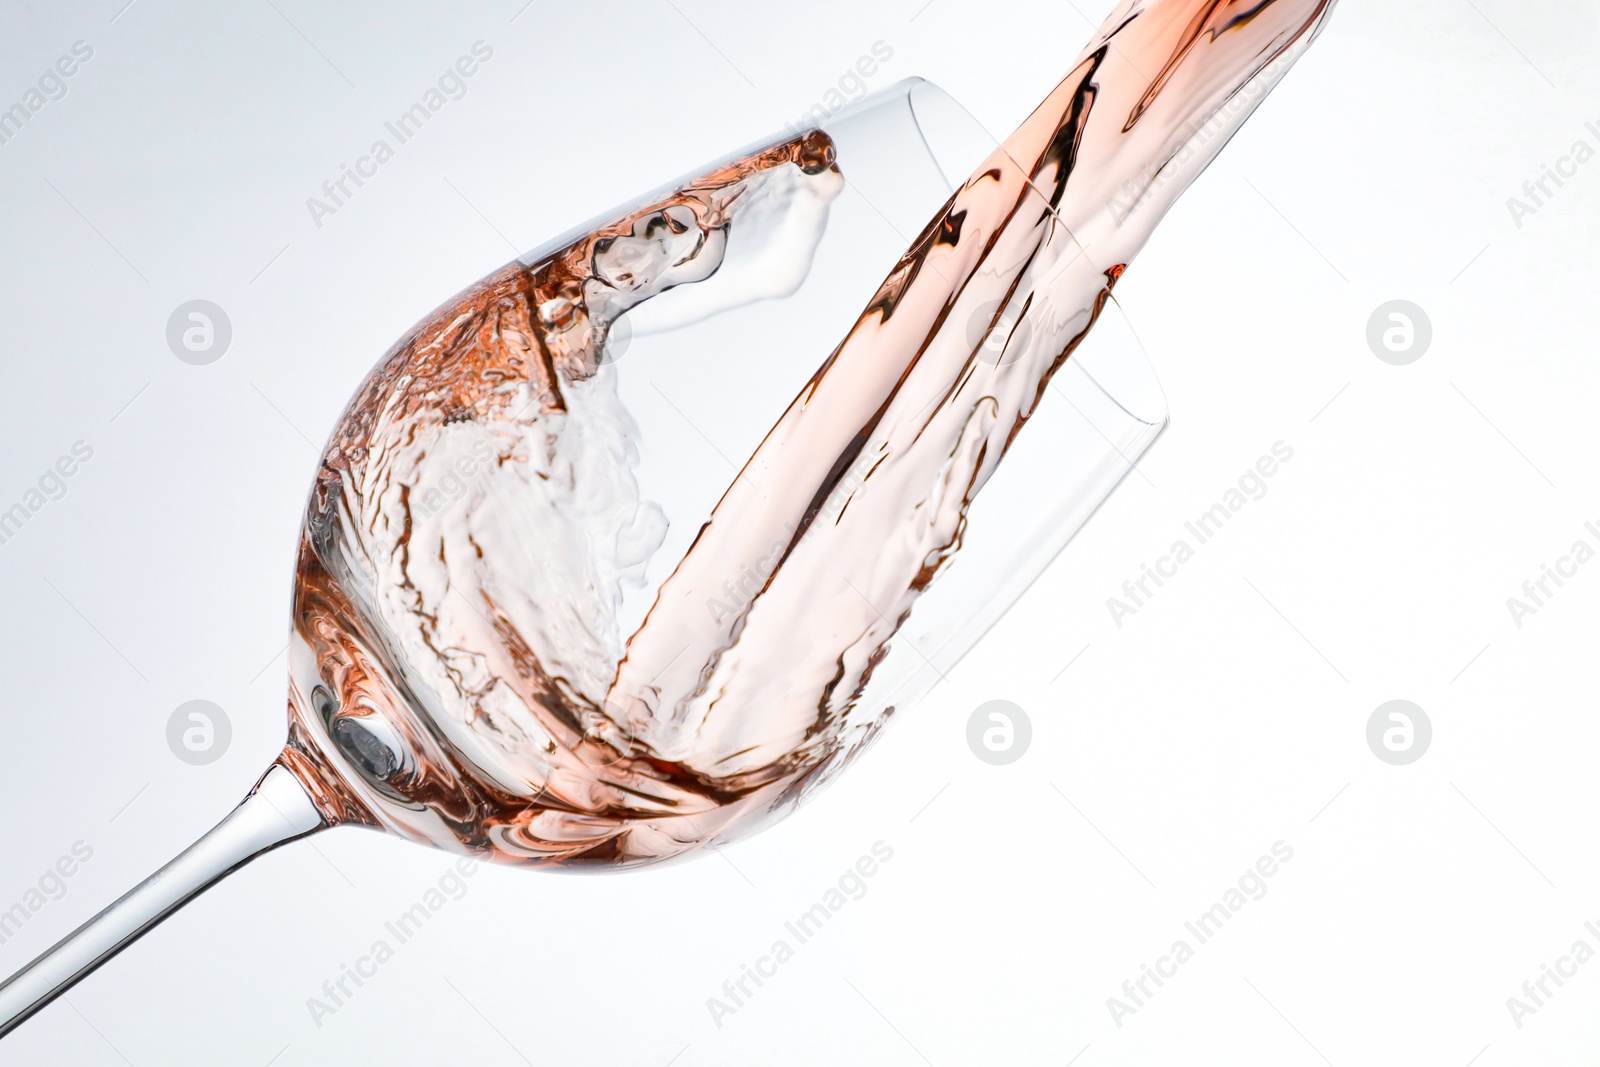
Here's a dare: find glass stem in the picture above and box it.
[0,763,325,1039]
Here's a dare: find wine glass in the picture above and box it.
[0,0,1336,1036]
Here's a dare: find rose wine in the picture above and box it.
[279,0,1337,868]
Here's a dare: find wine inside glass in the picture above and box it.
[0,0,1338,1035]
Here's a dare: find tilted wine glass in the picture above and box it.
[0,0,1338,1037]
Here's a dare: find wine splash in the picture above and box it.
[0,0,1339,1038]
[280,0,1337,868]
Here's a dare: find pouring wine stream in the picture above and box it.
[0,0,1337,1039]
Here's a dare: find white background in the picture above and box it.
[1,0,1598,1064]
